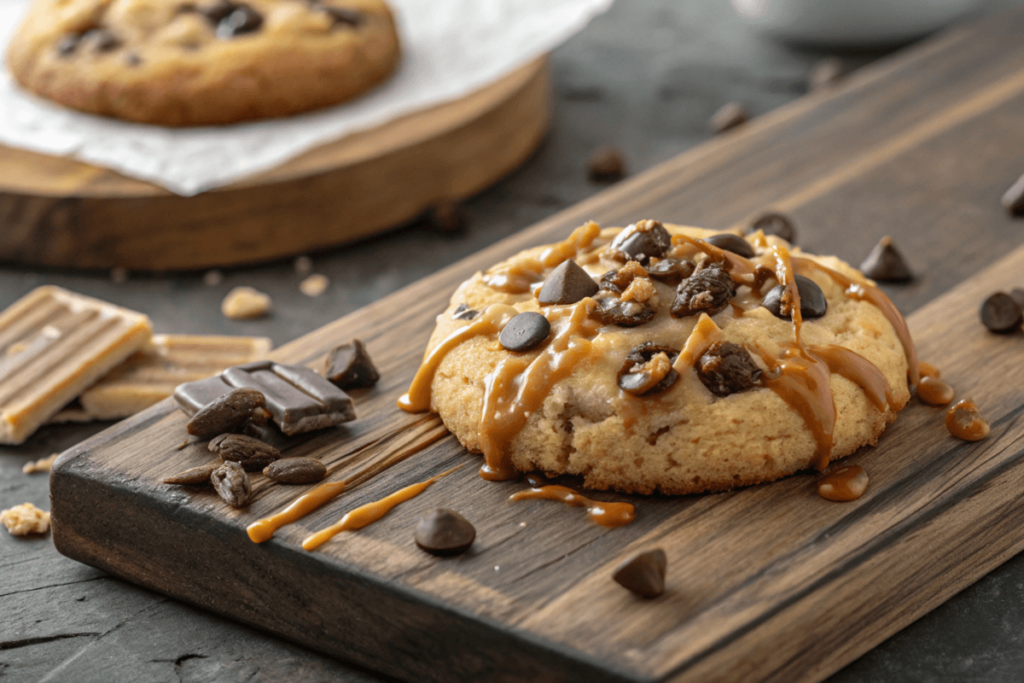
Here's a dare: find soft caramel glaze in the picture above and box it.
[917,376,955,406]
[945,399,990,441]
[760,348,836,471]
[509,484,635,527]
[302,464,464,551]
[484,222,602,293]
[772,244,804,344]
[810,344,894,412]
[817,465,869,502]
[539,221,602,267]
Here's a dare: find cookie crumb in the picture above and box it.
[23,453,58,474]
[1,502,51,536]
[222,286,271,319]
[203,269,224,287]
[300,274,330,297]
[294,256,313,276]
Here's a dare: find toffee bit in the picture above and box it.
[222,286,271,319]
[300,274,330,297]
[817,465,868,502]
[671,262,735,318]
[22,453,58,474]
[696,341,762,397]
[916,376,954,407]
[1,503,50,536]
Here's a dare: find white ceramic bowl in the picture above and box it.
[729,0,983,46]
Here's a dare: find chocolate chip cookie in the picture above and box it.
[6,0,401,126]
[400,221,916,495]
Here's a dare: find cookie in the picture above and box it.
[6,0,400,126]
[401,220,918,495]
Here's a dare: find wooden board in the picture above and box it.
[48,9,1024,683]
[0,58,549,271]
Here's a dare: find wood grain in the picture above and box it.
[0,58,550,271]
[49,9,1024,683]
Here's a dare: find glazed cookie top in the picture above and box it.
[401,220,918,482]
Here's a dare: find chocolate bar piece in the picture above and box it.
[175,361,355,436]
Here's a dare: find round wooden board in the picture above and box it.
[0,58,550,271]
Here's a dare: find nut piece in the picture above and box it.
[22,453,58,474]
[621,277,656,304]
[612,548,667,598]
[1,502,51,536]
[671,262,736,318]
[222,286,272,319]
[163,463,219,486]
[209,433,281,471]
[696,341,762,397]
[211,461,252,508]
[300,274,330,298]
[186,388,267,439]
[264,458,328,484]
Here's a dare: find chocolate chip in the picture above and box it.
[186,387,266,439]
[593,292,656,327]
[807,57,846,91]
[671,261,735,318]
[499,312,550,352]
[216,4,263,37]
[607,221,672,265]
[709,102,747,134]
[211,461,251,508]
[980,292,1022,333]
[762,275,827,320]
[323,339,380,390]
[209,433,281,471]
[163,464,218,486]
[1001,173,1024,217]
[696,341,762,397]
[747,212,796,244]
[414,508,476,556]
[587,146,626,182]
[452,303,479,321]
[618,343,679,396]
[612,548,667,598]
[859,236,913,282]
[538,260,599,305]
[316,5,364,27]
[646,258,694,286]
[56,32,83,57]
[263,458,328,484]
[427,200,467,234]
[704,233,754,258]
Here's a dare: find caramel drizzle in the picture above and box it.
[809,344,894,412]
[509,485,635,527]
[817,464,869,502]
[482,222,602,294]
[672,313,721,373]
[479,300,601,481]
[669,233,757,276]
[760,348,836,471]
[302,464,464,551]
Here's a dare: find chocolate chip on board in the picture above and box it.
[696,341,762,397]
[186,387,266,439]
[414,508,477,556]
[211,461,252,508]
[761,275,827,320]
[612,548,667,598]
[163,464,218,486]
[209,433,281,471]
[587,146,627,182]
[746,212,796,244]
[859,236,913,282]
[671,261,736,318]
[1001,172,1024,217]
[980,292,1023,333]
[704,233,755,258]
[263,458,328,484]
[709,102,748,134]
[323,339,380,390]
[499,312,550,352]
[537,260,599,305]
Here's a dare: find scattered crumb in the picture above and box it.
[294,256,313,276]
[1,503,51,536]
[203,270,224,287]
[23,453,58,474]
[110,267,129,284]
[300,274,330,298]
[222,286,272,319]
[587,145,627,182]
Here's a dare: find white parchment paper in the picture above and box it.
[0,0,612,195]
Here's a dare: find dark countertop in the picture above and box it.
[3,1,1024,680]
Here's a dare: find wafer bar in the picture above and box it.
[51,334,271,423]
[0,286,152,444]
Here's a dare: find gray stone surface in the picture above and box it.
[2,0,1023,680]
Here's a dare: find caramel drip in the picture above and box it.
[483,222,602,294]
[918,361,940,379]
[672,313,722,373]
[945,399,990,441]
[809,344,894,412]
[917,376,954,406]
[398,304,518,413]
[793,257,919,386]
[669,233,757,276]
[479,300,601,481]
[760,349,836,471]
[772,244,804,346]
[509,485,635,527]
[817,465,869,502]
[248,480,347,544]
[539,221,602,267]
[302,464,464,551]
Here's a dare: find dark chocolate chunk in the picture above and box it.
[980,292,1022,333]
[593,292,656,327]
[612,548,667,598]
[704,233,754,258]
[186,387,266,439]
[175,374,234,416]
[452,303,479,321]
[617,343,679,396]
[1001,173,1024,217]
[216,4,263,38]
[211,461,251,508]
[163,464,218,486]
[587,146,626,182]
[607,221,672,265]
[56,32,83,57]
[697,341,762,397]
[323,339,380,390]
[427,200,467,234]
[671,261,735,318]
[646,258,694,286]
[709,102,747,134]
[242,419,292,450]
[859,236,913,282]
[747,212,796,244]
[499,312,550,352]
[537,260,599,305]
[761,275,827,320]
[209,433,281,471]
[807,57,846,91]
[414,508,476,557]
[316,5,364,27]
[264,458,328,484]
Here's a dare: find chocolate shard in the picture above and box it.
[324,339,380,390]
[174,375,234,416]
[1002,173,1024,217]
[705,233,754,258]
[747,212,796,244]
[709,102,747,134]
[612,548,667,598]
[414,508,477,556]
[859,236,913,282]
[587,146,626,182]
[761,275,827,320]
[186,387,266,439]
[980,292,1022,333]
[499,312,550,352]
[537,260,599,306]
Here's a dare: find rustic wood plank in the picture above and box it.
[49,8,1024,682]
